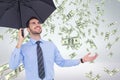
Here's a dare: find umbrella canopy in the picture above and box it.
[0,0,56,29]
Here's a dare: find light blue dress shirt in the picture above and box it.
[9,38,80,80]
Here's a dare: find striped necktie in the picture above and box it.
[36,41,45,79]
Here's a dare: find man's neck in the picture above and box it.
[30,34,41,41]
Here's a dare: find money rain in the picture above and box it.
[0,0,120,80]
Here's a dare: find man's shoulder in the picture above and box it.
[42,40,54,44]
[21,41,31,47]
[41,40,56,46]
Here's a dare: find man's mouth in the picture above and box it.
[35,26,41,30]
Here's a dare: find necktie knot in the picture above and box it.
[36,41,40,45]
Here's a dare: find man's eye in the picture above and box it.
[31,22,35,24]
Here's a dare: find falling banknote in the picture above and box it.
[0,35,3,40]
[4,70,17,80]
[104,67,120,76]
[85,71,101,80]
[69,52,77,59]
[0,64,9,76]
[62,37,81,49]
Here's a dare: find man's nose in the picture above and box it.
[35,23,40,26]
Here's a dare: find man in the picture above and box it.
[9,17,98,80]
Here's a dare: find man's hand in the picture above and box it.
[16,28,25,48]
[82,53,98,63]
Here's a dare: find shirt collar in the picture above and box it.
[30,38,44,45]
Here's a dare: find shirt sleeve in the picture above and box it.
[53,44,80,67]
[9,48,24,70]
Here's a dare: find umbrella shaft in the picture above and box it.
[18,0,22,28]
[18,0,24,37]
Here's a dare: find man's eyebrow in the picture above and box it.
[29,22,35,24]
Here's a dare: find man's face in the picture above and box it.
[27,18,42,34]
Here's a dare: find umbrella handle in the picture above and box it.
[21,29,24,37]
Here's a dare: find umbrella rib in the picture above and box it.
[21,0,56,9]
[21,0,51,5]
[0,2,16,19]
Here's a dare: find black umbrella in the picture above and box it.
[0,0,56,29]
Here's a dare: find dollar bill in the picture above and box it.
[69,1,77,5]
[0,35,3,40]
[85,71,100,80]
[54,0,58,4]
[88,29,91,36]
[107,22,117,27]
[86,39,97,49]
[108,52,114,57]
[111,29,117,35]
[104,32,110,40]
[62,38,69,45]
[0,64,9,74]
[92,74,100,80]
[56,0,68,14]
[18,65,24,72]
[104,67,120,76]
[95,28,98,35]
[100,32,104,36]
[106,43,112,50]
[4,70,17,80]
[85,71,93,78]
[50,24,55,34]
[62,37,81,49]
[72,37,80,44]
[69,52,77,59]
[115,37,120,42]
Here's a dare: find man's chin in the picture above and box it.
[34,31,42,34]
[34,32,41,34]
[30,30,42,35]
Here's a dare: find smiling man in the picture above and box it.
[9,17,98,80]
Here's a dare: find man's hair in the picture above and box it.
[26,17,39,28]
